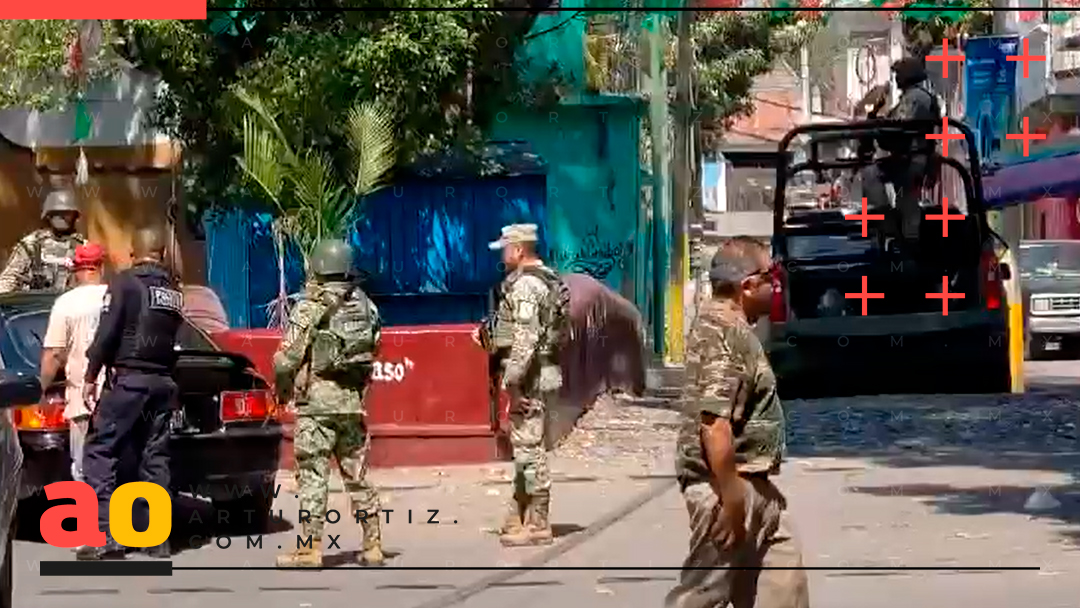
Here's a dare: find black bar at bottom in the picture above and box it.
[41,560,173,576]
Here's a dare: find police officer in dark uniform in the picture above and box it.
[77,225,184,561]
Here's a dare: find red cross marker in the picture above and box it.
[926,116,964,155]
[926,276,964,316]
[844,197,885,237]
[926,38,965,79]
[1006,116,1047,157]
[924,197,965,237]
[845,276,885,316]
[1007,38,1046,79]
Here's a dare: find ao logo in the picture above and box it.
[39,481,171,548]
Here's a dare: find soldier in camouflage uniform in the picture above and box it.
[0,190,87,294]
[480,224,566,547]
[273,239,384,568]
[666,236,809,608]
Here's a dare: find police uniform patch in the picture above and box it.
[149,286,184,312]
[102,292,112,313]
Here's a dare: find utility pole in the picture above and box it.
[647,15,669,359]
[992,0,1026,393]
[667,7,692,365]
[690,86,705,329]
[800,45,811,123]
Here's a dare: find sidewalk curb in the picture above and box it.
[406,476,677,608]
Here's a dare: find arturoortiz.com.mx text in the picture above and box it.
[190,508,448,551]
[38,479,454,550]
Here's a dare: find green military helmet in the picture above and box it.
[309,239,355,279]
[41,190,79,219]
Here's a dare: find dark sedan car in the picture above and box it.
[1,393,21,608]
[1020,240,1080,359]
[0,291,284,534]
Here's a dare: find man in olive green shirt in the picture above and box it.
[666,236,809,608]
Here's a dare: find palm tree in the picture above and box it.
[231,87,397,328]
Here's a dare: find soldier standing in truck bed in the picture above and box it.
[0,190,87,294]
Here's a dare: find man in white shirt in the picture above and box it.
[40,243,108,482]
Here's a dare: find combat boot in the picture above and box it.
[359,513,384,567]
[276,537,322,568]
[526,492,554,546]
[76,537,125,561]
[499,490,528,536]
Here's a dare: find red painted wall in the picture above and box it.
[213,325,510,469]
[209,277,648,469]
[1029,120,1080,240]
[1031,197,1080,239]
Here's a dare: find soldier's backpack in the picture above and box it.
[309,287,377,379]
[519,265,572,356]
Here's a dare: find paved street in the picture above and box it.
[9,360,1080,607]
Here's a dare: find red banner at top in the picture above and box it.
[0,0,206,19]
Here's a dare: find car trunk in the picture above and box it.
[171,351,264,434]
[782,213,986,320]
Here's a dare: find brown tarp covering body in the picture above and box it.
[546,272,647,448]
[181,284,230,335]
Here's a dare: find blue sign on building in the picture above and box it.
[964,35,1019,165]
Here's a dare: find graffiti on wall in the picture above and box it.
[550,225,634,280]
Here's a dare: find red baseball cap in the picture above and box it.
[72,242,105,269]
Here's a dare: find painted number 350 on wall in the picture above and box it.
[371,358,414,383]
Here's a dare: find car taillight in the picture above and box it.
[770,261,788,323]
[981,249,1003,310]
[14,395,66,431]
[220,390,276,422]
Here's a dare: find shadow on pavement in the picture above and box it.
[322,548,401,568]
[551,523,586,538]
[848,482,1080,545]
[782,387,1080,545]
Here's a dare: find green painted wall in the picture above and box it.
[492,100,643,306]
[515,9,586,88]
[496,3,650,311]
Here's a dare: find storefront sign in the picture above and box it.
[964,36,1019,165]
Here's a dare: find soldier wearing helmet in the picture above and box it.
[272,239,384,568]
[0,190,88,294]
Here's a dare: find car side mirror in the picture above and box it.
[999,262,1012,281]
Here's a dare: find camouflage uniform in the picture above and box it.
[273,241,383,568]
[666,298,809,608]
[0,229,86,294]
[486,224,564,547]
[0,191,86,294]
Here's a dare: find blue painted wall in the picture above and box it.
[205,172,548,328]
